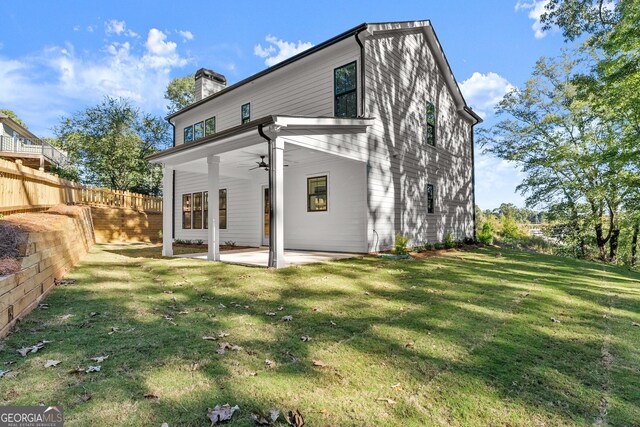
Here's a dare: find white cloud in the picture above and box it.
[105,19,139,38]
[0,29,189,136]
[460,72,515,118]
[254,35,313,67]
[475,154,526,209]
[177,30,194,41]
[86,25,94,33]
[73,25,80,32]
[515,0,551,39]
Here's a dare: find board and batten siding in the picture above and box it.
[173,38,362,145]
[364,26,474,250]
[174,156,367,253]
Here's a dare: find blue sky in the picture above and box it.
[0,0,566,209]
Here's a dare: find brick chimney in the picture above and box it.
[194,68,227,101]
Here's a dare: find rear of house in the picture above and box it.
[147,20,480,267]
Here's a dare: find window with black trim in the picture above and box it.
[307,176,328,212]
[427,184,434,214]
[334,62,357,118]
[241,103,251,124]
[184,125,194,143]
[426,101,436,146]
[193,192,203,229]
[219,189,227,229]
[205,117,216,136]
[203,191,208,229]
[194,122,204,139]
[182,194,192,228]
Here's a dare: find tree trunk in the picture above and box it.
[609,228,620,262]
[595,223,608,261]
[632,223,639,267]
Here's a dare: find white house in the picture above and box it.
[146,20,482,268]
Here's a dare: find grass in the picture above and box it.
[1,244,639,426]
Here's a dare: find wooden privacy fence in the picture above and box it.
[0,158,162,214]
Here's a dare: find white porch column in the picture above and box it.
[269,137,285,268]
[207,155,221,261]
[162,164,174,257]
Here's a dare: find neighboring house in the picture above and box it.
[147,20,482,268]
[0,113,69,171]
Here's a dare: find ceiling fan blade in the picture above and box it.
[248,166,260,170]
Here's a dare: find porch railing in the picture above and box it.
[0,135,70,167]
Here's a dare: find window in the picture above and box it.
[205,117,216,136]
[194,121,204,139]
[182,194,192,228]
[193,192,203,229]
[307,176,328,212]
[426,101,436,146]
[219,188,227,229]
[427,184,434,214]
[241,103,251,124]
[184,125,194,143]
[334,62,357,118]
[203,191,208,229]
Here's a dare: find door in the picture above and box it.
[262,186,270,246]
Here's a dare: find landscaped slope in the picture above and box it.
[0,245,638,426]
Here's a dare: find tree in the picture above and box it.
[54,97,170,195]
[165,74,195,113]
[479,53,629,260]
[0,109,28,128]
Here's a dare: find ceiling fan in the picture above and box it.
[248,155,288,171]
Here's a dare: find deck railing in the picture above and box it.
[0,135,70,167]
[0,158,162,214]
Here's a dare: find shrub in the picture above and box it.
[434,242,445,250]
[224,240,237,247]
[444,232,456,249]
[394,234,409,255]
[478,222,494,245]
[501,216,522,240]
[463,236,475,245]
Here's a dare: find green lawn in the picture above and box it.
[1,244,639,426]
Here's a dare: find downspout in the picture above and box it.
[466,108,480,241]
[354,26,367,117]
[167,118,176,239]
[258,124,274,265]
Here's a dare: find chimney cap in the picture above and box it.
[195,68,227,85]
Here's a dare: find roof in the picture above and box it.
[167,20,481,124]
[146,115,374,163]
[0,113,41,141]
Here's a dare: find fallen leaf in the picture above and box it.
[405,341,415,348]
[495,252,503,258]
[44,360,61,368]
[251,408,280,425]
[282,315,293,321]
[376,397,397,404]
[312,360,328,368]
[285,409,305,427]
[39,304,50,310]
[89,312,99,317]
[391,383,403,391]
[248,372,257,376]
[144,392,160,400]
[161,423,168,427]
[217,343,243,355]
[163,290,174,294]
[108,327,119,335]
[203,336,218,341]
[265,359,277,369]
[80,392,92,402]
[4,371,19,378]
[55,279,76,285]
[190,362,201,371]
[330,321,337,326]
[312,307,319,312]
[218,304,226,309]
[85,366,101,373]
[207,404,239,424]
[92,355,109,363]
[277,306,284,311]
[550,317,561,323]
[0,369,11,378]
[16,340,52,357]
[266,312,276,316]
[300,336,311,342]
[60,314,74,321]
[632,322,639,327]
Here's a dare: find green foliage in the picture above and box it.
[501,216,523,240]
[165,74,195,113]
[443,232,456,249]
[0,109,27,128]
[478,222,494,245]
[54,97,170,195]
[394,233,409,255]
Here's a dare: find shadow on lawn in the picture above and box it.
[1,246,639,425]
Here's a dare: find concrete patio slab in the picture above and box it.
[176,247,361,267]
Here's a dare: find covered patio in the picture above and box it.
[147,115,373,268]
[176,247,361,267]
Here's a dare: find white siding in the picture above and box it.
[364,28,474,250]
[174,39,361,145]
[173,156,367,253]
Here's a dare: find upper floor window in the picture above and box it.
[334,62,357,118]
[427,184,434,214]
[194,121,204,140]
[307,175,328,212]
[426,101,436,146]
[205,117,216,136]
[241,103,251,124]
[184,125,194,143]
